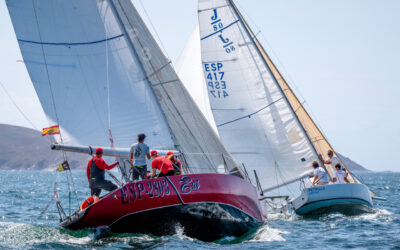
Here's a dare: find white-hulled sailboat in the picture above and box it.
[176,0,378,215]
[6,0,265,241]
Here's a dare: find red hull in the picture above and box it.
[61,173,264,241]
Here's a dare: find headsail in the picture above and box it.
[235,4,359,184]
[7,0,242,176]
[198,0,322,194]
[175,24,218,134]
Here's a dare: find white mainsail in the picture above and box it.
[7,0,242,175]
[197,0,321,195]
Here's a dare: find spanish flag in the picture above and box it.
[42,125,60,136]
[56,161,70,172]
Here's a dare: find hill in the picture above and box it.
[337,153,370,172]
[0,124,89,170]
[0,124,370,172]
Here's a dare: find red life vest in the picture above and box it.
[80,196,94,210]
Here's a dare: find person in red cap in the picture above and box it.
[167,151,182,175]
[86,147,119,198]
[150,150,175,178]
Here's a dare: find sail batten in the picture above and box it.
[228,0,334,181]
[197,0,322,195]
[17,34,125,46]
[249,23,360,183]
[7,0,242,176]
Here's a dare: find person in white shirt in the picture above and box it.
[333,164,349,184]
[320,150,341,170]
[311,161,329,186]
[130,133,151,181]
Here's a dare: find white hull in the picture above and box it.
[291,183,373,216]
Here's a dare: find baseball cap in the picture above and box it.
[96,147,103,155]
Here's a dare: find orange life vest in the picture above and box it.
[80,196,95,210]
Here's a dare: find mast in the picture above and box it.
[227,0,332,180]
[228,0,364,183]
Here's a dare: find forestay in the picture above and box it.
[258,43,356,182]
[198,0,320,194]
[236,6,359,184]
[7,0,241,175]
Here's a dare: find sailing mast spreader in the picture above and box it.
[6,0,265,241]
[189,0,375,215]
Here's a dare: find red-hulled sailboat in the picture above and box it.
[6,0,265,241]
[61,173,263,241]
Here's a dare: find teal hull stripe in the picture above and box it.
[296,198,373,215]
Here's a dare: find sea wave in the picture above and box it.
[249,225,289,242]
[0,222,91,249]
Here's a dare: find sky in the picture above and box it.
[0,0,399,172]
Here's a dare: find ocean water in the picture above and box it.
[0,170,398,249]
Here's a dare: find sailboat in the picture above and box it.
[176,0,376,216]
[6,0,265,241]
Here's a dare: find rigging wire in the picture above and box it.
[226,1,320,192]
[32,1,79,209]
[102,1,126,184]
[234,1,333,146]
[0,79,80,212]
[104,11,111,132]
[137,0,170,60]
[0,81,38,131]
[225,3,286,185]
[120,1,217,173]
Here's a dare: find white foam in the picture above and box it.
[172,223,194,242]
[354,208,396,221]
[249,226,289,242]
[0,222,92,248]
[267,212,297,221]
[58,236,92,245]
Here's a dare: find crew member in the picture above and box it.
[150,150,175,178]
[311,161,329,186]
[86,147,118,198]
[167,151,182,175]
[130,133,150,181]
[333,163,349,184]
[320,150,342,170]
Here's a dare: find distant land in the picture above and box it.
[0,124,89,170]
[0,123,370,172]
[337,153,370,172]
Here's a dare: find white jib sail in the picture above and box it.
[175,24,218,134]
[7,0,242,175]
[198,0,319,195]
